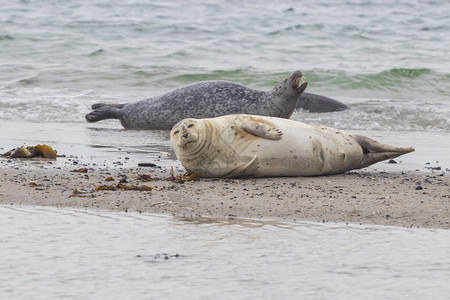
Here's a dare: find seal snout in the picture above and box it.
[182,126,189,139]
[291,72,307,93]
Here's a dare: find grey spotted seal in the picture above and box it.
[170,114,414,178]
[85,71,307,130]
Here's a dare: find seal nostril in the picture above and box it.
[183,133,189,138]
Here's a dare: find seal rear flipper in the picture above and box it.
[297,93,348,113]
[91,103,126,110]
[85,105,123,122]
[223,155,260,178]
[352,134,415,168]
[240,118,283,140]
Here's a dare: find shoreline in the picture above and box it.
[1,160,449,229]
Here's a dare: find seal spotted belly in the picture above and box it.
[85,71,307,130]
[170,114,415,178]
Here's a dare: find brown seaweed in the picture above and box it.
[138,174,152,181]
[36,144,57,159]
[9,147,32,158]
[167,166,201,182]
[95,184,153,192]
[72,168,89,173]
[2,144,57,159]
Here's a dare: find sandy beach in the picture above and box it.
[1,158,448,229]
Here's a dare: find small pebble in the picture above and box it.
[138,163,157,167]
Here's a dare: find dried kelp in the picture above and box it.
[95,183,153,191]
[167,167,201,182]
[2,144,57,159]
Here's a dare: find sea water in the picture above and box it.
[1,0,449,128]
[1,206,449,300]
[1,0,450,298]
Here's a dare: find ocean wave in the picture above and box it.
[0,35,14,41]
[0,87,448,132]
[0,87,120,123]
[304,68,450,98]
[135,67,450,99]
[2,62,450,97]
[0,65,449,132]
[292,97,450,132]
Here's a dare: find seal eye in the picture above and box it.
[173,130,180,135]
[188,124,194,128]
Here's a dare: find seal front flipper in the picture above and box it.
[239,118,283,140]
[351,135,415,169]
[85,105,123,122]
[223,155,260,178]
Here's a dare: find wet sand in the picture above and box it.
[1,159,449,229]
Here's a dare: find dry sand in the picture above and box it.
[0,159,449,229]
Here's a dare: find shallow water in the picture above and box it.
[0,205,449,300]
[1,0,449,131]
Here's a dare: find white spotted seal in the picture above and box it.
[85,71,307,130]
[170,114,415,178]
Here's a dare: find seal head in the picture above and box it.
[171,119,202,149]
[289,70,308,94]
[268,70,307,118]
